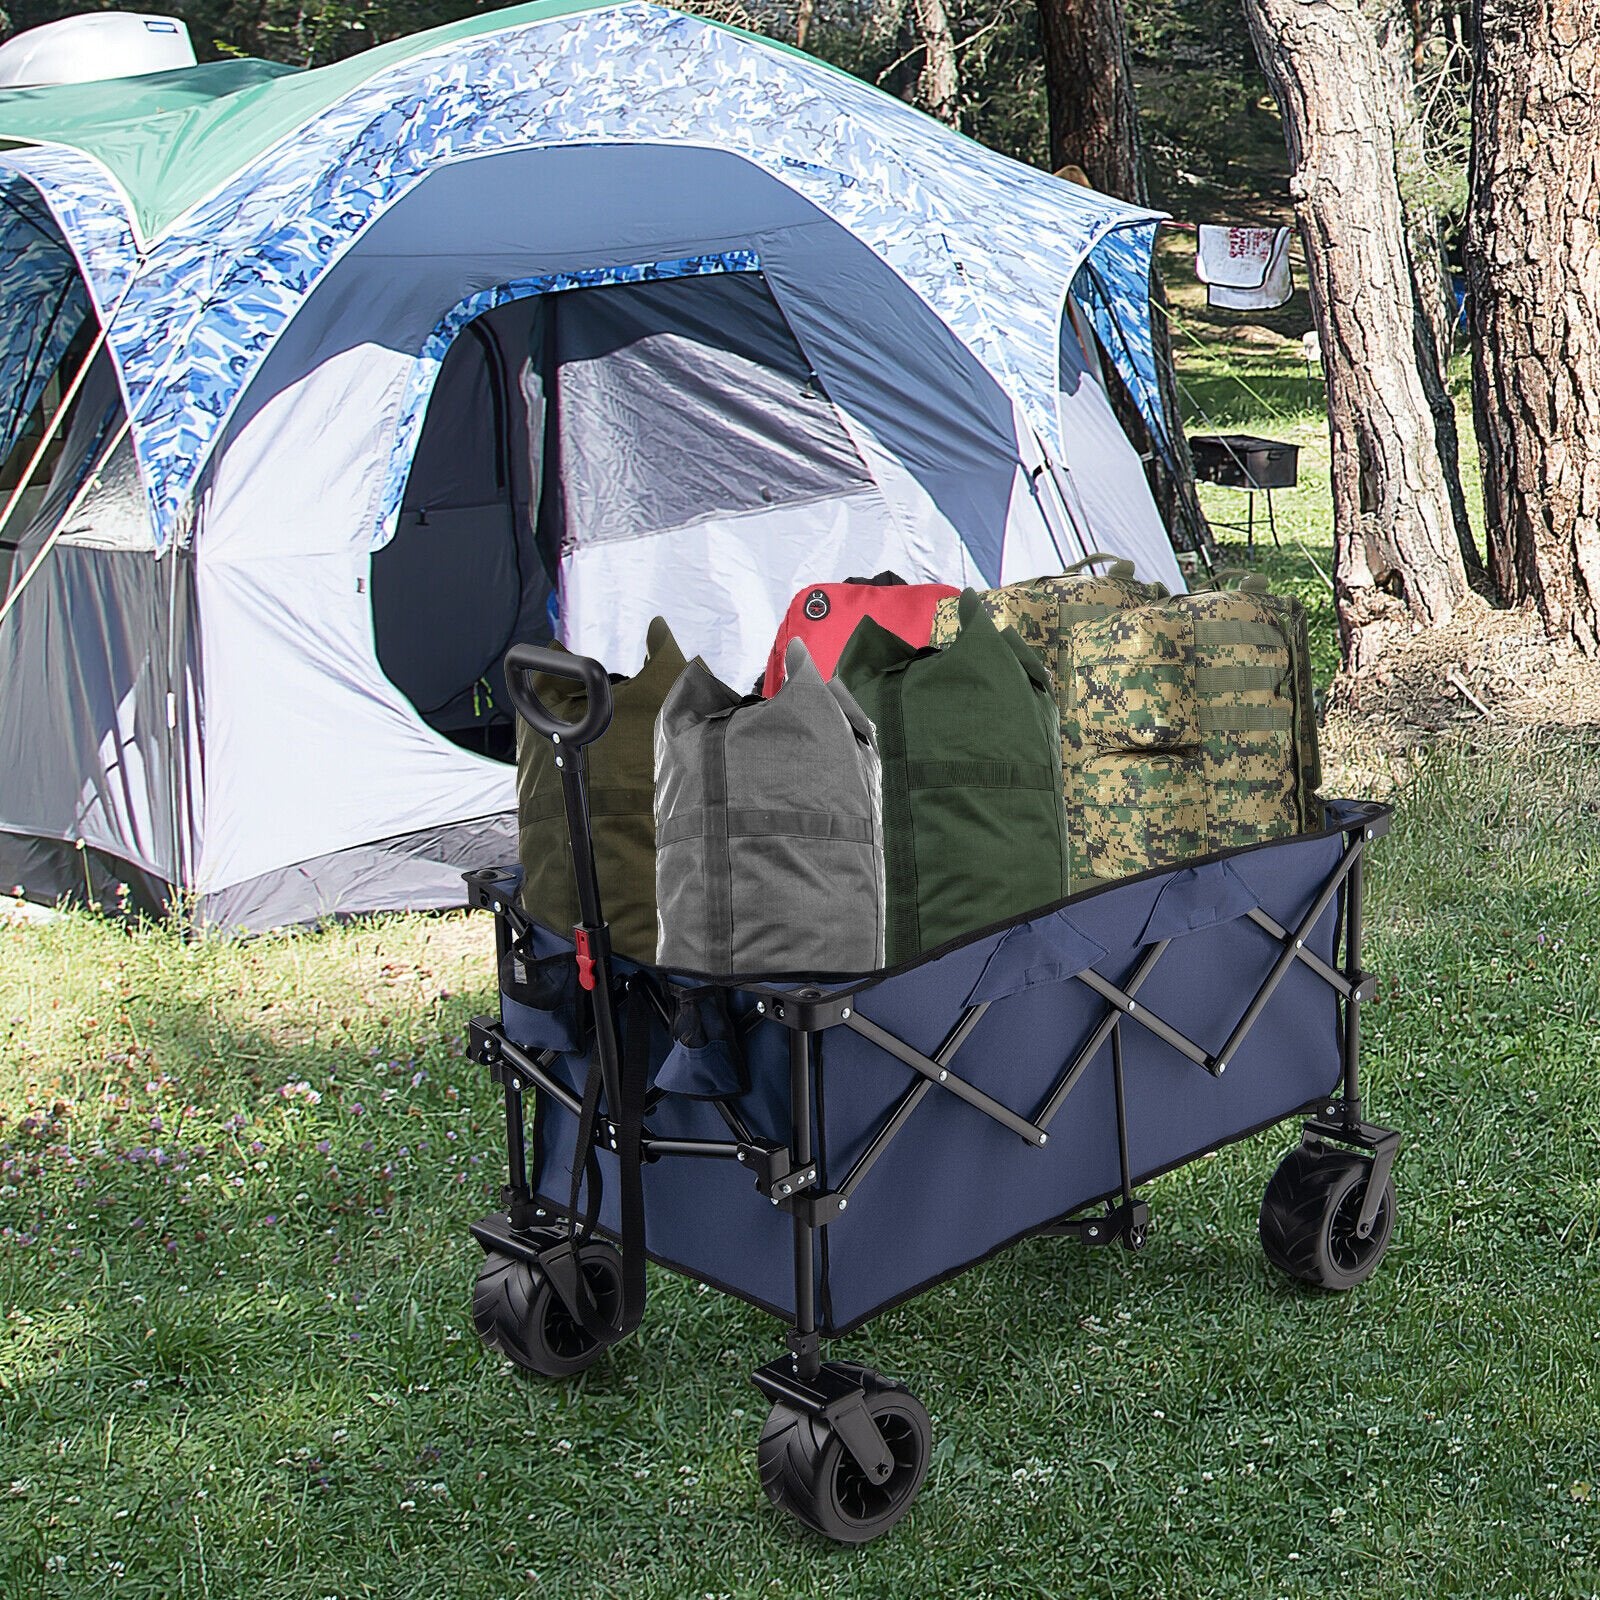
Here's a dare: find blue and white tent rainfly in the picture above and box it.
[0,0,1180,932]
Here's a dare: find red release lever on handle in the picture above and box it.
[573,927,597,992]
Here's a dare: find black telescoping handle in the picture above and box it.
[503,643,647,1349]
[503,643,614,749]
[503,644,613,937]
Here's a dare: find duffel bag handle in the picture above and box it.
[1063,551,1136,578]
[504,644,614,749]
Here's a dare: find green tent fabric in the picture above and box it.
[514,616,688,964]
[0,0,820,242]
[836,592,1067,963]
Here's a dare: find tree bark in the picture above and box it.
[1374,0,1490,592]
[1243,0,1473,671]
[905,0,961,125]
[1036,0,1214,558]
[1466,0,1600,652]
[1035,0,1142,197]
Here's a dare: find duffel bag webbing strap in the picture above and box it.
[877,668,921,961]
[563,983,652,1343]
[703,723,734,977]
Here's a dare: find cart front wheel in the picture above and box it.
[1260,1144,1395,1291]
[472,1240,623,1377]
[757,1363,931,1544]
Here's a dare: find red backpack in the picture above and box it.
[761,573,960,696]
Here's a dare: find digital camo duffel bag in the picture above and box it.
[930,562,1167,886]
[1069,589,1323,878]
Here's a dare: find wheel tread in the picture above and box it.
[756,1364,930,1544]
[471,1242,623,1377]
[1260,1143,1395,1290]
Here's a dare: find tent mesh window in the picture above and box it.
[372,272,876,762]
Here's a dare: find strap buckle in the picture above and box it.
[573,926,597,992]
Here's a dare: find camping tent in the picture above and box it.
[0,0,1178,932]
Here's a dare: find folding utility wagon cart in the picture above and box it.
[463,647,1401,1543]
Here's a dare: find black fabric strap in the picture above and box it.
[703,724,733,975]
[561,981,650,1344]
[877,670,920,959]
[610,984,651,1336]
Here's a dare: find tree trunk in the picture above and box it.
[1036,0,1214,559]
[1376,2,1455,371]
[1036,0,1142,197]
[1374,0,1490,592]
[794,0,816,50]
[1243,0,1473,671]
[1466,0,1600,652]
[906,0,961,125]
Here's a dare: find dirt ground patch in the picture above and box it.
[1322,601,1600,797]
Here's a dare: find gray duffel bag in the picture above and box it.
[654,638,884,974]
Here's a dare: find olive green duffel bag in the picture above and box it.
[514,617,687,963]
[836,591,1067,963]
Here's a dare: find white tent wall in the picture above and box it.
[165,138,1178,925]
[0,340,194,915]
[1052,312,1177,582]
[192,331,516,910]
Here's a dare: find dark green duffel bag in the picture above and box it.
[514,616,687,963]
[836,590,1068,963]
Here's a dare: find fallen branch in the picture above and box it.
[1446,669,1493,718]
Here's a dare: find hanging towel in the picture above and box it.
[1196,224,1284,288]
[514,616,688,962]
[654,638,885,974]
[1197,225,1293,310]
[835,593,1067,962]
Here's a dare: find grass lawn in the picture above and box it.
[5,342,1600,1595]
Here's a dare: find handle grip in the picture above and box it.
[504,644,614,749]
[1063,551,1136,579]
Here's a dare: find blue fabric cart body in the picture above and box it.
[499,800,1369,1333]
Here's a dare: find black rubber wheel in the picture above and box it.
[472,1240,623,1377]
[757,1364,932,1544]
[1260,1143,1396,1291]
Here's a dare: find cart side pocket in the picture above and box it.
[1138,858,1261,943]
[499,937,589,1055]
[655,983,748,1099]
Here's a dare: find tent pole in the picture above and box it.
[0,403,135,634]
[0,316,110,559]
[162,539,191,921]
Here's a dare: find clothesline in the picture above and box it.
[1158,219,1304,255]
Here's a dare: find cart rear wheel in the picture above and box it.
[472,1240,623,1377]
[757,1364,931,1544]
[1260,1144,1395,1291]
